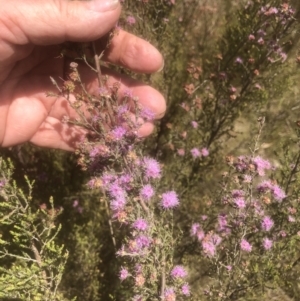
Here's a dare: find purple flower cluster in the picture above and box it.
[191,228,222,257]
[252,156,272,176]
[171,265,188,278]
[201,233,222,257]
[257,180,286,202]
[189,150,289,270]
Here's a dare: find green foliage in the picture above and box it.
[0,158,69,301]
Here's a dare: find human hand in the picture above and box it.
[0,0,165,151]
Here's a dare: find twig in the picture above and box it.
[31,241,48,283]
[102,197,117,251]
[250,116,265,157]
[0,208,18,223]
[160,253,166,299]
[92,42,103,87]
[139,199,149,213]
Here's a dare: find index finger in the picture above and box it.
[96,29,164,74]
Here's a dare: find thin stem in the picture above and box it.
[160,253,166,299]
[250,117,265,157]
[139,199,149,213]
[285,150,300,194]
[92,42,103,87]
[102,196,117,251]
[31,241,48,283]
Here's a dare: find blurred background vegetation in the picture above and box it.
[2,0,300,300]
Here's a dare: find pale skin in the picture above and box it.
[0,0,166,151]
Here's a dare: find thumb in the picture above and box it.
[1,0,121,45]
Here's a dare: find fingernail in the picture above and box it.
[88,0,119,12]
[156,59,164,73]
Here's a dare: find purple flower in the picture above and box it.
[265,7,278,15]
[133,219,148,231]
[141,107,155,121]
[171,265,188,278]
[218,214,228,232]
[143,157,161,179]
[280,52,287,62]
[126,15,136,25]
[261,216,274,231]
[272,185,286,201]
[243,174,252,183]
[202,234,222,257]
[164,287,176,301]
[111,126,127,140]
[201,147,209,157]
[232,190,245,198]
[288,215,296,223]
[235,57,243,63]
[89,145,110,159]
[119,267,129,280]
[257,37,264,45]
[135,264,142,274]
[279,230,287,237]
[191,223,200,236]
[177,148,185,156]
[87,178,96,189]
[98,87,109,96]
[181,284,190,296]
[101,173,116,186]
[234,156,248,172]
[139,184,154,201]
[211,234,222,246]
[257,180,273,193]
[135,235,152,249]
[0,180,5,188]
[197,229,205,241]
[108,183,126,199]
[117,173,132,190]
[262,238,273,250]
[240,239,252,252]
[117,104,130,120]
[234,197,246,209]
[110,195,127,212]
[190,148,201,158]
[252,156,272,176]
[248,34,255,41]
[202,241,216,257]
[161,191,179,209]
[123,89,133,98]
[191,121,198,128]
[254,83,262,90]
[257,29,266,36]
